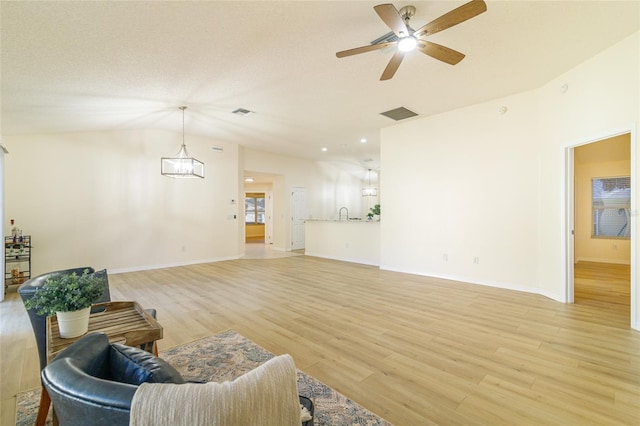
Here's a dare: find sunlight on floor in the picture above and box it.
[242,242,303,259]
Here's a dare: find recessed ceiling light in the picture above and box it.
[244,177,254,182]
[360,138,367,143]
[321,147,328,152]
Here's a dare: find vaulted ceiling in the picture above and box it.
[2,1,639,171]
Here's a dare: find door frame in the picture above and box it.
[265,191,273,244]
[0,144,5,302]
[564,125,637,330]
[565,148,575,304]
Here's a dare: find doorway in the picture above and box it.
[245,192,266,243]
[243,173,275,259]
[566,131,636,328]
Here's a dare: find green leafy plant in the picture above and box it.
[23,269,106,316]
[367,204,381,220]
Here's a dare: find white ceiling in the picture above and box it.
[2,1,639,171]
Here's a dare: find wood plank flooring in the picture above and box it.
[1,258,638,425]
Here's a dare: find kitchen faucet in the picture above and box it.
[339,207,349,221]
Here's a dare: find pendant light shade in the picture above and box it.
[362,169,378,196]
[161,106,204,179]
[362,187,378,196]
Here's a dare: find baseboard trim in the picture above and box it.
[576,257,630,265]
[305,252,380,267]
[378,264,564,302]
[108,256,240,274]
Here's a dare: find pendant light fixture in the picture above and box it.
[161,106,204,179]
[362,169,378,196]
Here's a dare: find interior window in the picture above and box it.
[592,177,631,239]
[245,193,265,224]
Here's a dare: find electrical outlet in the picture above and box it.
[473,256,480,264]
[443,254,448,261]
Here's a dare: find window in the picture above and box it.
[592,177,630,238]
[245,193,265,224]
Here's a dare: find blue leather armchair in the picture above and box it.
[19,267,158,426]
[41,332,185,426]
[41,333,314,426]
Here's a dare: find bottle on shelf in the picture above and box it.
[10,219,21,243]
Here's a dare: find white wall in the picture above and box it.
[381,31,639,323]
[234,146,246,252]
[381,90,540,292]
[4,129,242,275]
[538,33,639,307]
[244,182,273,192]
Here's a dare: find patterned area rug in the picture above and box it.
[16,330,392,426]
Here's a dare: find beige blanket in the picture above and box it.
[130,354,300,426]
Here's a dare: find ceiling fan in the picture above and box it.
[336,0,487,80]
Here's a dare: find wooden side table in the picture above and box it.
[47,301,162,361]
[36,301,162,426]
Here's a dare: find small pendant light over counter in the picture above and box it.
[362,168,378,196]
[161,106,205,179]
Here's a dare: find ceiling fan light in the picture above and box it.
[398,36,417,52]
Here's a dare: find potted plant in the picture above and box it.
[367,204,381,221]
[23,269,106,338]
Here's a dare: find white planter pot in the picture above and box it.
[56,307,91,338]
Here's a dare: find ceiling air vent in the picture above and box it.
[370,19,415,45]
[371,31,398,45]
[232,108,253,116]
[380,107,418,121]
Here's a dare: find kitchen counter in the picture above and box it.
[304,220,380,266]
[305,219,372,222]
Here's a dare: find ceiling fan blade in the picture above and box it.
[417,40,465,65]
[414,0,487,38]
[380,51,405,80]
[374,4,410,37]
[336,41,396,58]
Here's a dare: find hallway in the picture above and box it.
[242,241,303,260]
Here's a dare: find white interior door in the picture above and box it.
[566,147,575,303]
[290,187,306,250]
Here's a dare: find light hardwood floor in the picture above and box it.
[1,258,638,425]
